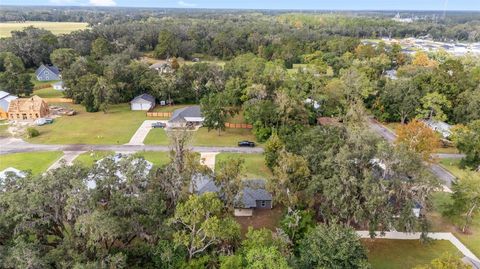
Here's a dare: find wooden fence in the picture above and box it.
[146,112,172,118]
[34,84,52,90]
[224,122,253,129]
[44,98,73,103]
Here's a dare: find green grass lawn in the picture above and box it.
[0,21,88,38]
[191,128,258,147]
[34,87,64,98]
[135,151,170,167]
[152,104,190,112]
[27,103,153,145]
[74,151,114,167]
[143,128,170,145]
[0,151,63,175]
[363,239,461,269]
[0,120,9,137]
[215,153,271,179]
[438,158,478,179]
[429,192,480,257]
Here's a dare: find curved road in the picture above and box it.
[368,119,460,188]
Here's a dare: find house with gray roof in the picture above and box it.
[169,105,204,128]
[35,64,61,81]
[0,91,18,119]
[130,93,156,111]
[421,119,452,139]
[191,175,273,217]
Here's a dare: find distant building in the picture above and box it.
[52,81,65,91]
[35,64,61,81]
[130,93,156,111]
[149,62,174,74]
[305,98,321,110]
[0,91,18,119]
[191,175,273,217]
[422,119,452,139]
[8,96,49,120]
[392,13,413,23]
[169,105,204,128]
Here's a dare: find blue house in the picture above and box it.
[35,64,61,81]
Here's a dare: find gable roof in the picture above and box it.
[170,106,202,122]
[131,93,155,104]
[8,95,48,113]
[0,91,10,100]
[0,91,18,112]
[191,175,272,209]
[35,64,61,76]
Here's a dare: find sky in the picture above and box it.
[1,0,480,10]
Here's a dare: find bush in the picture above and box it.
[26,127,40,138]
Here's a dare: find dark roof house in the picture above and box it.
[191,175,272,216]
[35,64,61,81]
[169,106,204,127]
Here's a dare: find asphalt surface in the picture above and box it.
[368,119,458,187]
[0,137,264,154]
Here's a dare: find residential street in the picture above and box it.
[0,137,264,154]
[368,119,459,188]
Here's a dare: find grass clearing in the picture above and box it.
[0,21,88,38]
[136,151,170,167]
[363,239,461,269]
[0,151,63,175]
[191,128,258,147]
[34,87,64,98]
[143,128,170,145]
[152,104,190,112]
[216,153,271,179]
[429,192,480,257]
[74,151,114,167]
[438,158,478,179]
[27,103,154,145]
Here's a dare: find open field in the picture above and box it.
[34,87,64,98]
[0,21,88,38]
[27,103,154,144]
[215,153,271,179]
[438,158,478,179]
[363,239,461,269]
[74,151,114,167]
[191,128,258,147]
[136,151,170,167]
[143,128,170,145]
[74,150,170,168]
[0,151,63,175]
[429,192,480,257]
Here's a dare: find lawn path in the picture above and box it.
[200,152,219,171]
[357,231,480,263]
[126,120,167,145]
[47,151,84,171]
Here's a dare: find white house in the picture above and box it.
[130,93,156,111]
[422,119,452,139]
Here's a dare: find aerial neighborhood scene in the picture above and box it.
[1,0,480,268]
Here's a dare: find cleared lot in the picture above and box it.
[0,21,88,37]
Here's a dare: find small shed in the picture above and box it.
[35,64,61,81]
[130,94,155,111]
[52,81,65,91]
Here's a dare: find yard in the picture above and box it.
[74,151,114,167]
[144,127,259,147]
[0,151,63,175]
[0,120,9,137]
[215,153,271,179]
[0,21,89,38]
[363,239,461,269]
[235,206,284,236]
[428,192,480,258]
[135,151,170,167]
[34,87,64,98]
[27,103,154,144]
[438,158,478,179]
[151,104,190,112]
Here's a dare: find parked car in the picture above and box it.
[238,141,255,147]
[151,122,166,128]
[35,118,53,126]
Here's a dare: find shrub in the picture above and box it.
[26,127,40,138]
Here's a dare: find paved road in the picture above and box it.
[0,137,264,155]
[368,119,457,187]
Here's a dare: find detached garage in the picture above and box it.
[130,94,155,111]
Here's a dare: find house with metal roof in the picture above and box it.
[168,105,204,128]
[0,91,18,119]
[35,64,61,81]
[130,93,156,111]
[421,119,452,139]
[0,167,26,181]
[191,175,273,217]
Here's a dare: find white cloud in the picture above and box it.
[177,1,196,7]
[89,0,116,6]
